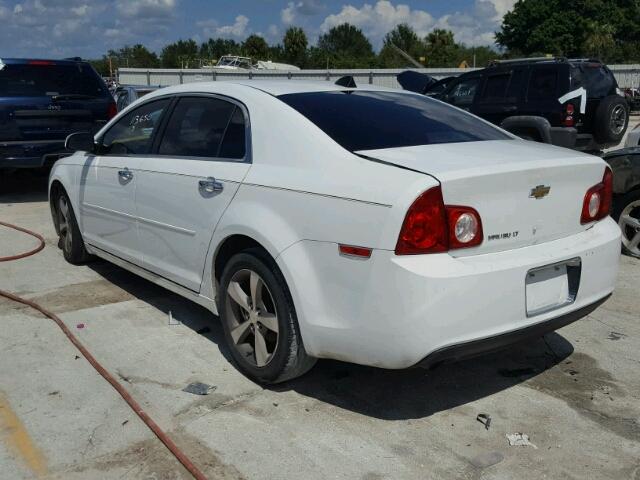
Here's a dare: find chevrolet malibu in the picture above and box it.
[49,81,621,383]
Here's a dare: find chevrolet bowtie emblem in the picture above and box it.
[529,185,551,199]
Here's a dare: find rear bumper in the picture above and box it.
[278,218,621,369]
[415,294,610,369]
[0,140,67,168]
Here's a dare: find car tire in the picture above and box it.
[56,192,91,264]
[613,189,640,258]
[593,95,629,145]
[219,248,316,384]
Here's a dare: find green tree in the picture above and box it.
[584,21,616,59]
[199,38,240,64]
[316,23,375,68]
[424,29,461,67]
[378,24,426,67]
[242,34,269,60]
[495,0,640,62]
[161,39,198,68]
[283,27,308,67]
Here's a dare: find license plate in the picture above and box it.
[525,258,581,317]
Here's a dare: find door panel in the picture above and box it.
[136,159,250,291]
[79,97,171,264]
[134,96,251,292]
[79,155,139,263]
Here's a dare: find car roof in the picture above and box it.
[0,57,91,66]
[143,80,399,99]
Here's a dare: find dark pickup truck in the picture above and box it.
[0,58,116,169]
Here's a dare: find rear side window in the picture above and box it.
[279,91,510,152]
[101,99,170,155]
[445,77,480,107]
[0,63,107,98]
[158,97,243,159]
[572,64,615,98]
[528,68,558,101]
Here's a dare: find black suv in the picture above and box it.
[0,58,116,169]
[399,58,629,153]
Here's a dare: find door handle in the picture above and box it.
[118,168,133,181]
[198,177,223,194]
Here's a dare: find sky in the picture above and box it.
[0,0,518,59]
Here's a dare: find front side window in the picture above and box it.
[279,90,510,152]
[158,97,243,159]
[101,98,170,155]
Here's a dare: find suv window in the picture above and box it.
[480,73,510,102]
[101,99,170,155]
[158,97,241,159]
[445,77,480,107]
[0,63,107,98]
[528,68,558,101]
[572,64,615,98]
[278,91,510,152]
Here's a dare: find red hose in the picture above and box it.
[0,221,208,480]
[0,221,45,261]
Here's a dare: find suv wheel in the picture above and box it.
[594,95,629,145]
[614,190,640,258]
[219,249,316,383]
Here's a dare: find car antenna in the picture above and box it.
[335,76,356,88]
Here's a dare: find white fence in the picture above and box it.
[118,64,640,89]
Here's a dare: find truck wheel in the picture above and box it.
[594,95,629,145]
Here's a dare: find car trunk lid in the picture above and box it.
[357,139,608,256]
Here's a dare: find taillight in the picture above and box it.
[581,167,613,224]
[107,101,117,120]
[563,103,575,127]
[446,206,483,249]
[395,186,483,255]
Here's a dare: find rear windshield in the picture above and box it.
[0,63,107,98]
[278,91,510,152]
[571,64,616,98]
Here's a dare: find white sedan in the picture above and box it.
[49,80,621,383]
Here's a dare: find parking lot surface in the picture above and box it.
[1,173,639,480]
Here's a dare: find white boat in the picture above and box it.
[203,55,300,72]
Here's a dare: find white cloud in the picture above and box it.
[215,14,250,39]
[281,3,295,24]
[320,1,435,43]
[281,0,325,25]
[71,4,89,16]
[13,3,23,14]
[319,0,516,48]
[116,0,176,18]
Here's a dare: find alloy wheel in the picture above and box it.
[225,269,279,367]
[619,199,640,257]
[610,104,627,136]
[58,196,73,253]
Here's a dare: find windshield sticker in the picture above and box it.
[558,87,587,114]
[0,59,5,71]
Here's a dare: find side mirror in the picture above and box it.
[65,132,95,153]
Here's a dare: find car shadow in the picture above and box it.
[87,260,236,365]
[0,169,50,203]
[88,259,574,421]
[274,332,573,420]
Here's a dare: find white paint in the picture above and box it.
[49,80,621,372]
[558,86,587,114]
[0,59,5,71]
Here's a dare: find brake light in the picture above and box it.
[395,186,483,255]
[563,103,575,127]
[107,101,117,120]
[28,60,55,65]
[581,167,613,224]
